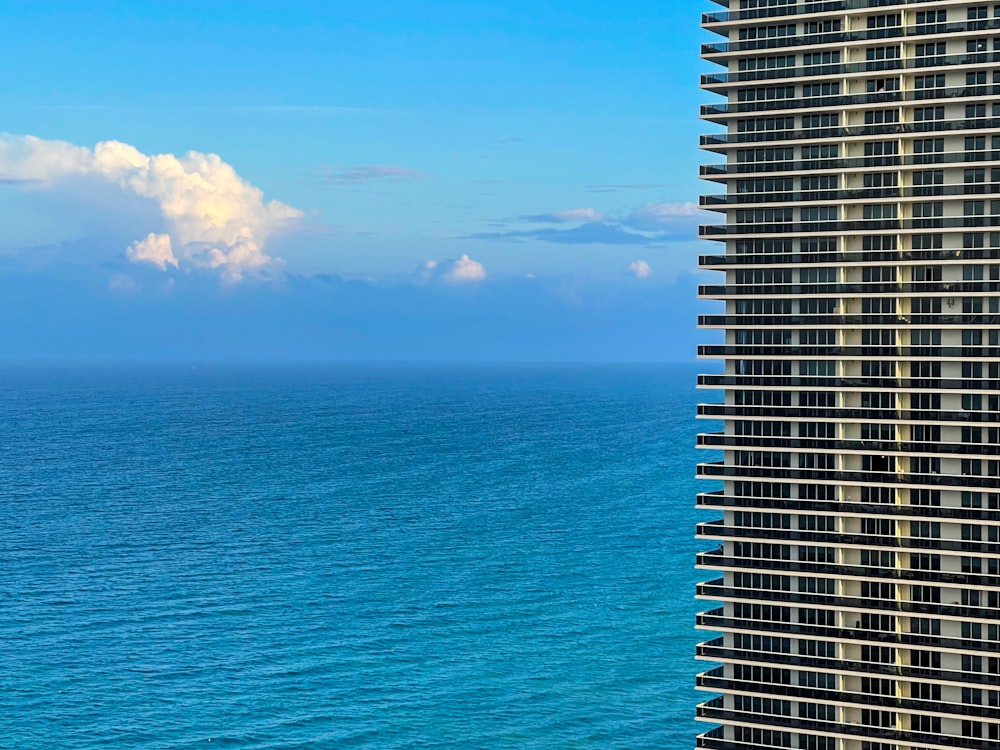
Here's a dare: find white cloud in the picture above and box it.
[442,254,486,284]
[0,134,303,282]
[416,254,486,284]
[624,202,702,231]
[127,232,177,269]
[551,208,604,222]
[627,260,653,279]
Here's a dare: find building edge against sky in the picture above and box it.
[695,1,1000,749]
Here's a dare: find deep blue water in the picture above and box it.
[0,364,715,749]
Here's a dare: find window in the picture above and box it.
[915,10,947,26]
[804,20,841,34]
[866,78,898,93]
[738,25,797,41]
[802,113,839,129]
[738,55,796,72]
[914,74,945,90]
[737,86,795,103]
[803,51,840,66]
[914,138,944,163]
[803,82,840,97]
[737,116,795,133]
[866,15,900,29]
[914,106,944,121]
[866,46,900,60]
[916,42,946,58]
[802,144,839,159]
[865,109,899,125]
[910,521,940,538]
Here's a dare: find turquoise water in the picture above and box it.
[1,364,714,749]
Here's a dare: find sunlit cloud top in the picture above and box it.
[0,134,302,282]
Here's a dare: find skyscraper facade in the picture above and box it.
[697,2,1000,749]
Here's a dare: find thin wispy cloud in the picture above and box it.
[477,201,707,246]
[472,223,666,247]
[585,183,672,193]
[623,201,701,231]
[483,136,524,156]
[517,208,605,224]
[321,164,426,185]
[28,104,400,116]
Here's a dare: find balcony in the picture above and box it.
[697,431,1000,458]
[699,184,1000,206]
[696,313,1000,327]
[701,117,1000,149]
[700,52,1000,86]
[697,248,994,267]
[694,665,997,716]
[696,491,1000,523]
[695,549,1000,588]
[696,460,1000,492]
[695,579,1000,622]
[696,701,999,750]
[701,19,1000,57]
[697,344,1000,358]
[702,1,848,26]
[697,404,1000,426]
[698,279,1000,296]
[700,216,1000,238]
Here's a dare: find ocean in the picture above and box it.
[0,364,716,749]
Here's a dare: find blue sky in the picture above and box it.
[0,0,716,361]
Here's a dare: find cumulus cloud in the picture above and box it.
[443,254,486,283]
[127,232,177,269]
[417,254,486,284]
[0,134,302,282]
[627,260,653,279]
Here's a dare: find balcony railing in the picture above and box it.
[697,404,1000,425]
[700,217,1000,237]
[700,184,1000,206]
[697,344,1000,358]
[696,550,1000,588]
[696,460,1000,492]
[701,86,1000,118]
[701,19,1000,56]
[697,431,1000,457]
[702,117,1000,148]
[698,279,1000,296]
[698,248,997,267]
[698,314,1000,329]
[695,580,1000,621]
[696,491,1000,523]
[701,52,1000,85]
[696,702,1000,750]
[703,0,957,26]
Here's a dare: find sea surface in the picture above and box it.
[0,364,717,750]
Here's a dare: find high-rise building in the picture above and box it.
[696,3,1000,749]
